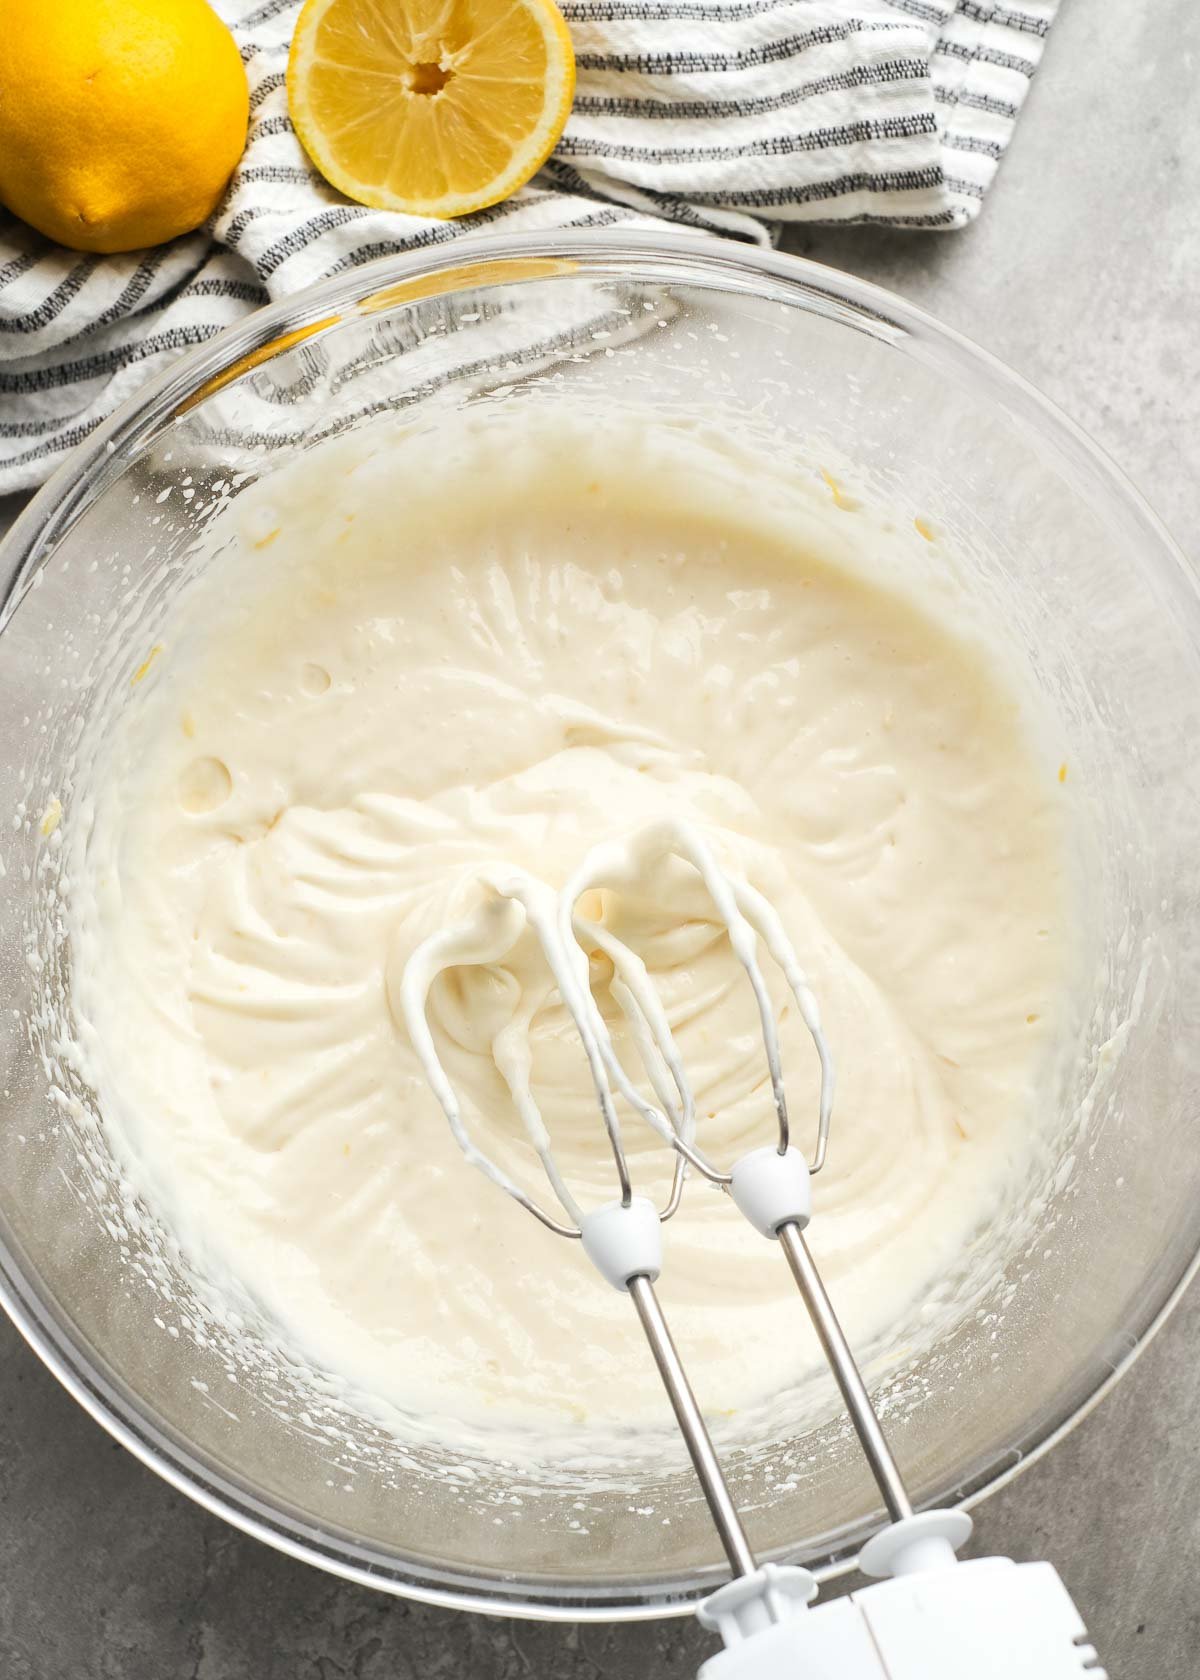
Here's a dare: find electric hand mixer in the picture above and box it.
[402,819,1106,1680]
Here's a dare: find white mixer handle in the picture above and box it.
[697,1556,1106,1680]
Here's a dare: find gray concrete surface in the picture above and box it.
[1,2,1197,1675]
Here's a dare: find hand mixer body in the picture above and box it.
[699,1559,1104,1680]
[400,820,1107,1680]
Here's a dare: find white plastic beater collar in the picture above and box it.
[728,1144,812,1238]
[698,1562,818,1645]
[859,1509,973,1579]
[579,1196,663,1291]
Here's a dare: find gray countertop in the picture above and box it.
[1,3,1196,1675]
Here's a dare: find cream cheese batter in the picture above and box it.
[70,412,1073,1442]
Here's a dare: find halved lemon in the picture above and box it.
[287,0,576,219]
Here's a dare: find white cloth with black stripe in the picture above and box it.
[0,0,1056,494]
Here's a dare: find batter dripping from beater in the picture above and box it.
[69,412,1073,1437]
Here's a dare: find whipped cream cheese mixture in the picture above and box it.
[70,413,1074,1441]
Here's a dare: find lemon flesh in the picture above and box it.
[288,0,576,219]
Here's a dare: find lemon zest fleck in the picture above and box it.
[820,468,855,511]
[131,644,163,685]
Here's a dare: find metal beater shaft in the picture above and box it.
[628,1273,758,1578]
[777,1221,913,1525]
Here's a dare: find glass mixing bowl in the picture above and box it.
[0,230,1197,1620]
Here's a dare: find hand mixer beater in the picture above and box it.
[402,820,1105,1680]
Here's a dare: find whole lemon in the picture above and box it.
[0,0,249,254]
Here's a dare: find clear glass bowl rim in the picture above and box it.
[0,226,1196,1622]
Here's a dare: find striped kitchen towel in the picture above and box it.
[0,0,1057,496]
